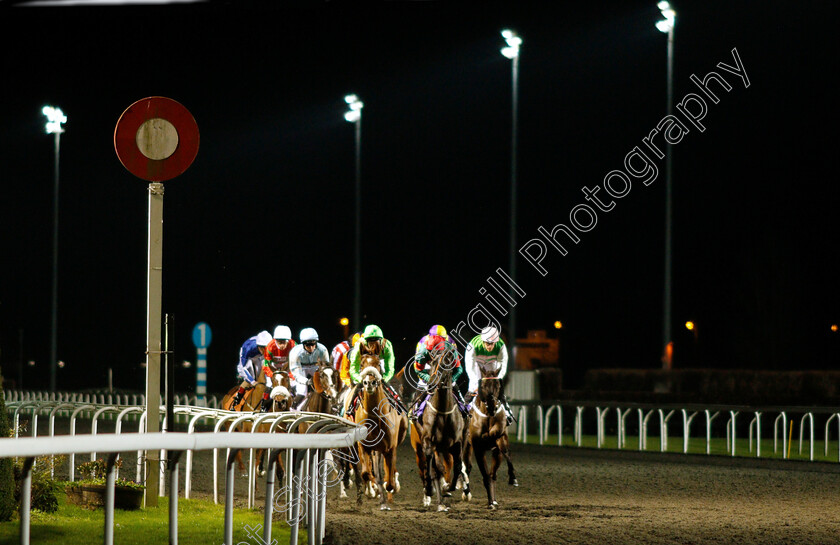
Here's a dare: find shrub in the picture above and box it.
[12,456,64,514]
[0,372,14,521]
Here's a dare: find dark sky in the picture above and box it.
[0,1,837,394]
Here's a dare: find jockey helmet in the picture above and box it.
[362,324,383,340]
[425,334,446,351]
[273,325,292,341]
[300,327,319,342]
[256,331,272,347]
[480,326,500,343]
[428,324,449,339]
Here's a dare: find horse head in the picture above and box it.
[428,346,456,391]
[479,377,501,414]
[359,366,382,395]
[314,364,339,401]
[269,385,293,412]
[360,353,381,372]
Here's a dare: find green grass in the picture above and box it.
[513,433,840,463]
[0,490,302,545]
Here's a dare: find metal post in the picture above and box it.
[169,450,182,545]
[353,116,362,332]
[662,23,675,369]
[145,181,164,506]
[20,457,34,545]
[263,449,277,545]
[224,448,240,545]
[508,53,519,363]
[104,453,119,545]
[50,131,60,392]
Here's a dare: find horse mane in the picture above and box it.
[312,368,323,393]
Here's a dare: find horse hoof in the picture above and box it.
[488,504,497,510]
[510,479,519,487]
[423,495,431,507]
[380,504,391,511]
[462,492,472,502]
[492,500,499,506]
[437,504,449,512]
[340,491,348,499]
[259,470,266,477]
[394,472,401,493]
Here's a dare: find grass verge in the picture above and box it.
[0,489,302,545]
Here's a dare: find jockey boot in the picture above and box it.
[382,382,406,414]
[259,396,272,413]
[501,394,515,425]
[453,388,470,419]
[231,388,246,411]
[346,383,362,418]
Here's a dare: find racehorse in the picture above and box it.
[352,354,408,510]
[297,362,340,415]
[409,346,468,511]
[464,377,518,509]
[220,368,293,478]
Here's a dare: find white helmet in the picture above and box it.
[300,327,319,342]
[256,330,272,347]
[273,325,292,340]
[480,326,500,343]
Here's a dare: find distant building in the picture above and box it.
[514,330,559,370]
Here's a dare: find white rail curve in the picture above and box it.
[1,409,366,545]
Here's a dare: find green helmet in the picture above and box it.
[363,324,383,339]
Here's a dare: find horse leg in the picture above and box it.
[498,434,518,486]
[490,446,502,506]
[414,438,430,507]
[474,446,494,509]
[236,450,246,474]
[461,439,473,501]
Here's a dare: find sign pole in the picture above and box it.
[114,97,198,509]
[144,181,164,506]
[192,322,212,408]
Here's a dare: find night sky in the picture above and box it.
[0,1,837,394]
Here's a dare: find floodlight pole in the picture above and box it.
[344,95,364,333]
[49,129,60,392]
[43,106,66,392]
[656,3,676,369]
[501,30,522,361]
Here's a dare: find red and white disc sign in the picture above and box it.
[114,96,199,182]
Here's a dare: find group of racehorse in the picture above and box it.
[220,351,516,511]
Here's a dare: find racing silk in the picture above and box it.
[414,337,463,385]
[288,342,330,384]
[464,335,509,392]
[266,339,296,371]
[331,341,352,386]
[237,336,264,383]
[349,337,395,384]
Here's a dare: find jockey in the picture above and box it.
[231,330,273,411]
[410,327,469,420]
[260,325,296,411]
[333,331,362,388]
[288,327,330,409]
[465,326,513,424]
[346,324,406,417]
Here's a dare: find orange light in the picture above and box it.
[340,317,349,326]
[685,321,695,331]
[832,324,838,332]
[553,320,563,329]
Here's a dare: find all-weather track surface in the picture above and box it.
[318,440,840,545]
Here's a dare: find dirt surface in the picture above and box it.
[35,417,840,545]
[318,442,840,545]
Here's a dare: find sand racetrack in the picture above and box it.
[317,441,840,545]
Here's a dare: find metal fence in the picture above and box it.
[510,400,840,462]
[2,395,367,545]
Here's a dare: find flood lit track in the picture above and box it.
[318,440,840,545]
